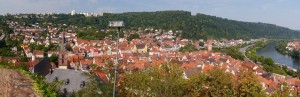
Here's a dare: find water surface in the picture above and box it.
[256,44,300,69]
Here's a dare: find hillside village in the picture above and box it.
[287,41,300,51]
[1,19,300,96]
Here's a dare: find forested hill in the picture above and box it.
[102,11,300,40]
[3,10,300,40]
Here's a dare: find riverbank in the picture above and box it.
[275,40,300,58]
[258,44,300,69]
[248,42,300,78]
[275,41,289,55]
[245,42,297,76]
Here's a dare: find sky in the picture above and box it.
[0,0,299,30]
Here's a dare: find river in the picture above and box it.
[256,44,300,69]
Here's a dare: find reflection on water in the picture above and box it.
[256,44,300,69]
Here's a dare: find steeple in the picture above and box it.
[60,32,66,51]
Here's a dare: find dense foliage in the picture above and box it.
[119,63,266,97]
[49,54,58,63]
[213,46,245,60]
[0,22,20,56]
[179,43,198,52]
[76,28,125,40]
[0,20,13,34]
[127,33,140,41]
[101,11,300,40]
[3,11,300,40]
[28,43,58,52]
[275,40,289,55]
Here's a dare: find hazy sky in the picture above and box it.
[0,0,299,30]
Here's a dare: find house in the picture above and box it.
[132,44,148,53]
[95,71,109,83]
[29,38,35,43]
[79,59,93,70]
[120,45,132,54]
[286,41,300,51]
[67,55,85,69]
[32,58,53,77]
[149,47,160,56]
[37,39,44,45]
[48,51,59,57]
[11,46,17,52]
[33,50,44,58]
[159,44,174,51]
[23,38,30,44]
[44,38,51,47]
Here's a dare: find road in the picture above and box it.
[239,44,255,64]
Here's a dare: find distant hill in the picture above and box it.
[102,11,300,39]
[3,11,300,40]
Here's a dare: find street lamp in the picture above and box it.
[108,21,124,97]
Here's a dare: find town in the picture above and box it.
[0,14,300,97]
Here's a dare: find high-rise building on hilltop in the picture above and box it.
[71,10,76,15]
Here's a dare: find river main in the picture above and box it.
[256,44,300,69]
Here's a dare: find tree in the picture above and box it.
[20,56,29,62]
[199,41,205,46]
[119,63,190,97]
[215,46,245,60]
[206,68,236,97]
[236,70,266,97]
[66,45,73,51]
[290,50,300,58]
[127,33,140,41]
[29,43,37,50]
[271,82,293,97]
[75,74,113,97]
[49,54,58,63]
[187,68,239,97]
[264,58,275,66]
[0,40,6,48]
[188,72,208,97]
[179,44,198,52]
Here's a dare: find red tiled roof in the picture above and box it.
[95,71,108,83]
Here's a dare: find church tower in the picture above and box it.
[58,32,68,69]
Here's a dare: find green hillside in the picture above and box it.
[101,11,300,40]
[2,10,300,40]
